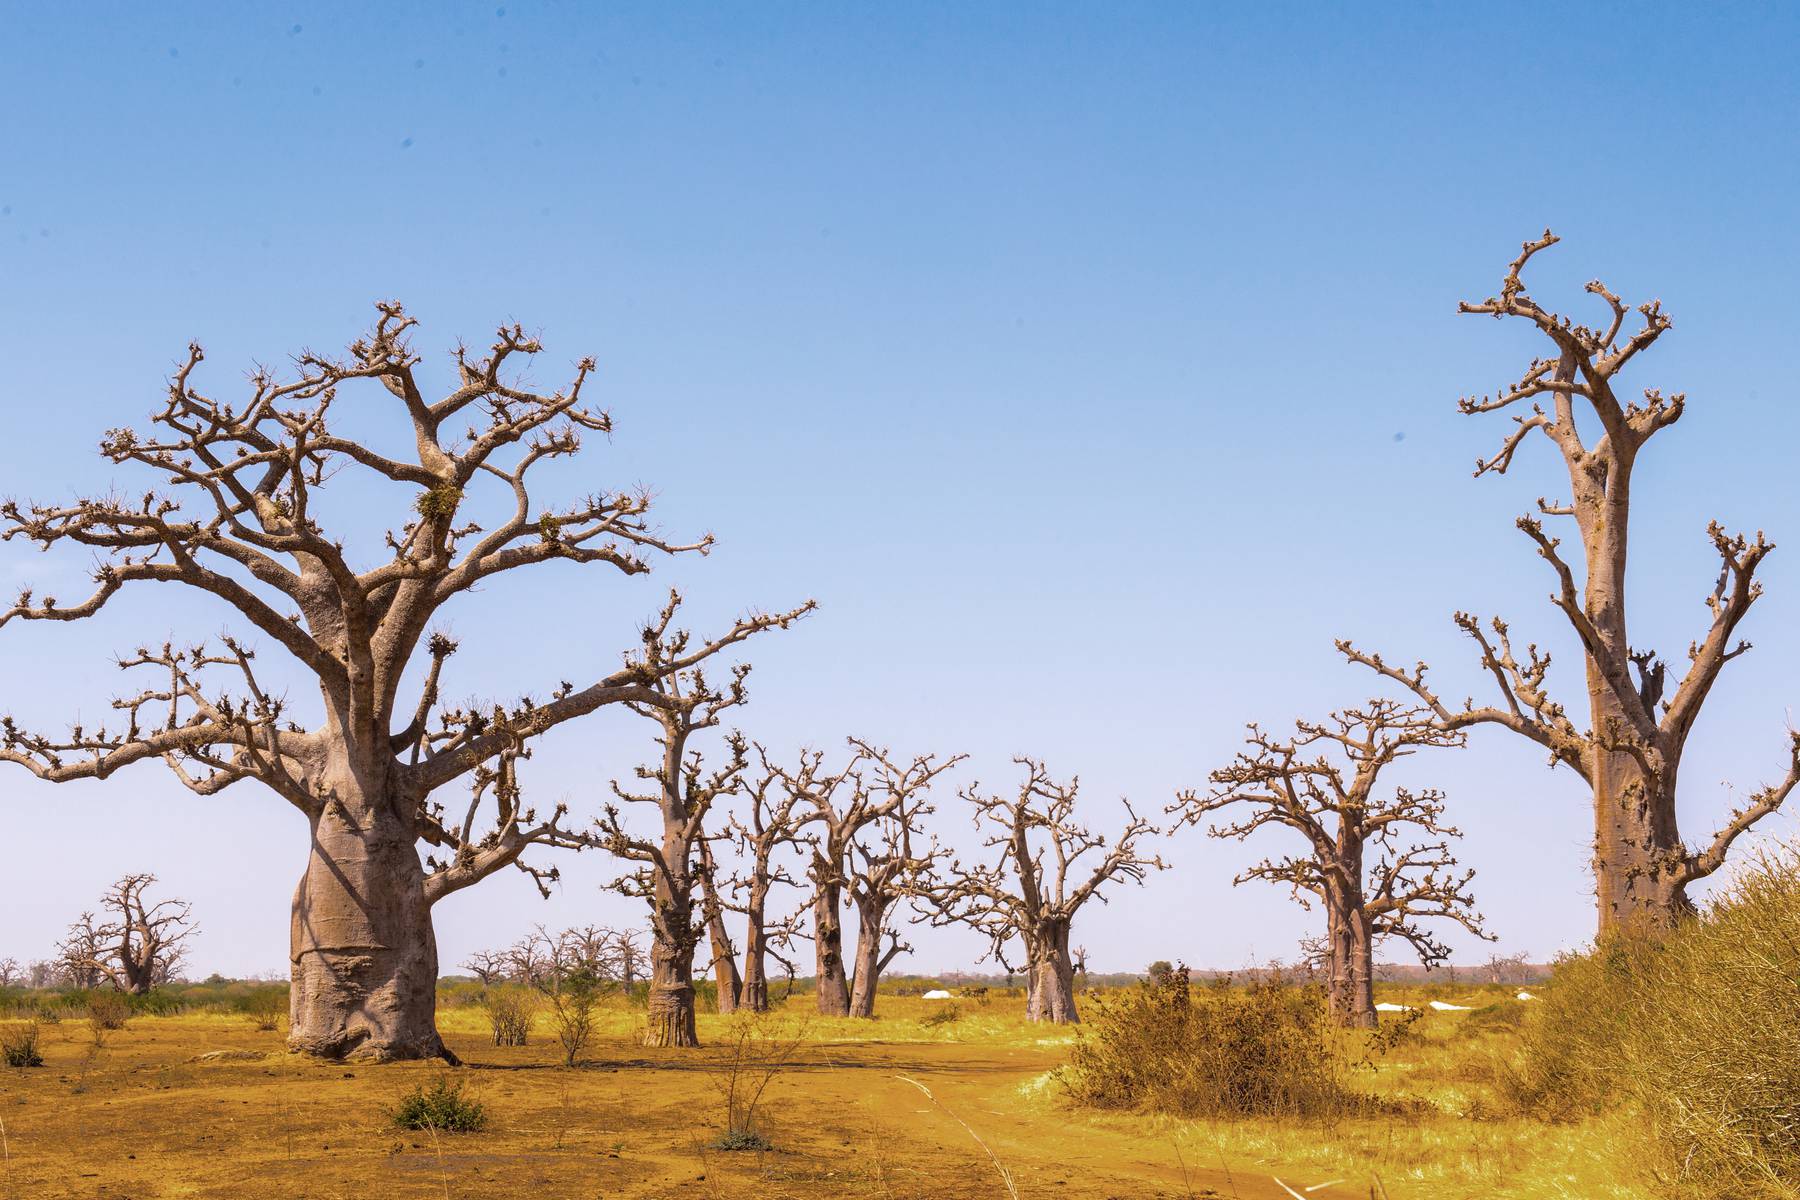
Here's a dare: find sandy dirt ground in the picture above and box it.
[0,1002,1347,1200]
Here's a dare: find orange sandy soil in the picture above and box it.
[0,1000,1333,1200]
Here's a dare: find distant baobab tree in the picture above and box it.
[1341,231,1800,933]
[0,303,805,1060]
[726,756,815,1011]
[58,874,198,994]
[771,740,960,1018]
[1175,701,1489,1027]
[932,759,1163,1023]
[597,598,770,1047]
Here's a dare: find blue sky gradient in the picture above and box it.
[2,3,1797,977]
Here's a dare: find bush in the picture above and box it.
[2,1020,44,1068]
[85,989,131,1035]
[480,986,535,1046]
[389,1077,489,1132]
[1058,967,1368,1118]
[1509,849,1800,1197]
[708,1012,808,1151]
[920,1003,961,1028]
[246,988,286,1032]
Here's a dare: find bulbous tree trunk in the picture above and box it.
[645,888,700,1048]
[846,897,886,1019]
[288,787,449,1062]
[1025,922,1079,1024]
[1325,900,1376,1029]
[813,885,850,1018]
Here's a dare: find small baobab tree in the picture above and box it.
[1174,701,1489,1028]
[1339,232,1800,933]
[932,758,1163,1023]
[596,599,781,1047]
[0,304,803,1060]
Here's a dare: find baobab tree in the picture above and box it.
[843,764,952,1018]
[1173,701,1489,1028]
[596,598,769,1047]
[728,752,817,1011]
[772,740,960,1018]
[932,759,1163,1023]
[1339,231,1800,932]
[65,873,198,993]
[0,303,805,1060]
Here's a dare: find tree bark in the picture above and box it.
[813,884,850,1018]
[698,842,742,1014]
[645,881,700,1047]
[1328,903,1376,1029]
[1025,922,1079,1023]
[1589,692,1692,932]
[847,895,887,1019]
[288,792,450,1062]
[645,945,699,1048]
[741,900,771,1012]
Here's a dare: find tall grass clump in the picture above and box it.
[1510,847,1800,1198]
[1,1020,44,1068]
[1057,967,1366,1118]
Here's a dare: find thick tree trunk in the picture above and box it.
[1590,698,1691,933]
[1026,922,1079,1023]
[645,939,699,1048]
[645,880,700,1047]
[1325,884,1376,1029]
[741,909,771,1012]
[813,885,850,1018]
[847,897,886,1019]
[289,797,449,1062]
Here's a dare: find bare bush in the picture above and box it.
[708,1013,809,1150]
[1,1020,44,1068]
[480,986,536,1047]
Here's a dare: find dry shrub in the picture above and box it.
[2,1019,44,1068]
[1057,967,1367,1118]
[920,1003,961,1028]
[709,1012,809,1150]
[85,990,131,1041]
[245,988,286,1032]
[480,986,536,1046]
[1508,847,1800,1198]
[538,972,602,1067]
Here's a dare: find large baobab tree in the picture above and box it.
[726,757,813,1012]
[1339,231,1799,932]
[0,303,804,1060]
[772,740,959,1018]
[1173,701,1489,1028]
[933,759,1163,1023]
[596,598,776,1047]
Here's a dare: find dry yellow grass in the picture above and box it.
[0,988,1650,1199]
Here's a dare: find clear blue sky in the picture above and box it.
[2,3,1797,978]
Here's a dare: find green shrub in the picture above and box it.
[2,1020,44,1068]
[1058,967,1368,1118]
[389,1077,489,1132]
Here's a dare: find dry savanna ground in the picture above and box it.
[0,987,1647,1200]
